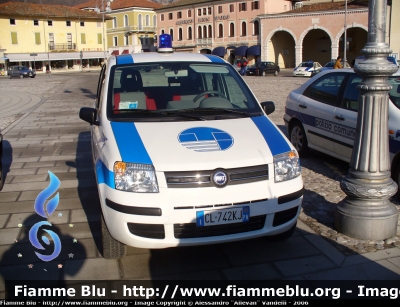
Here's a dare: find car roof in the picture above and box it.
[294,68,400,92]
[107,52,228,66]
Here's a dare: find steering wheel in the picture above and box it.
[193,91,227,105]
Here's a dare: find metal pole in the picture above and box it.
[334,0,399,240]
[102,1,106,60]
[343,0,347,65]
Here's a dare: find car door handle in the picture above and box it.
[335,115,345,120]
[299,104,307,109]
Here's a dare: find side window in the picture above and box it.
[342,75,361,111]
[306,73,346,106]
[96,64,107,109]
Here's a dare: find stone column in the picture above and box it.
[334,0,399,240]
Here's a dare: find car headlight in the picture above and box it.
[114,162,159,193]
[274,151,301,183]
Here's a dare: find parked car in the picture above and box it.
[284,68,400,200]
[246,61,280,76]
[79,34,303,259]
[293,61,322,77]
[8,66,36,79]
[311,60,351,76]
[0,128,3,191]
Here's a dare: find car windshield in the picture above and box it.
[107,62,263,121]
[299,62,313,68]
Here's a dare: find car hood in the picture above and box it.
[294,66,314,72]
[108,117,292,171]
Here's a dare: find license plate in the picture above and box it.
[196,206,250,227]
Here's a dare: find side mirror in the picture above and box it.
[260,101,275,115]
[79,107,99,126]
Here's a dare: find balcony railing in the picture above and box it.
[108,26,157,34]
[196,38,213,45]
[49,43,76,51]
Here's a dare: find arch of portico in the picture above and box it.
[263,27,297,68]
[297,25,334,66]
[259,9,369,68]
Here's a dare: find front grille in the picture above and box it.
[174,215,266,238]
[272,206,299,227]
[173,198,268,210]
[165,164,269,188]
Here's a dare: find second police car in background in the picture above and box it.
[79,34,304,259]
[284,68,400,200]
[293,61,322,77]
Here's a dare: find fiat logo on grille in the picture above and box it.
[212,170,228,188]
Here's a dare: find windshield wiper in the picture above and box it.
[196,108,260,117]
[155,110,207,121]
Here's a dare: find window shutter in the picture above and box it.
[11,32,18,44]
[98,33,102,44]
[81,33,86,44]
[35,32,41,44]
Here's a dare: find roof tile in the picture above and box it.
[0,1,107,19]
[74,0,162,10]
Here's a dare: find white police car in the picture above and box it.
[79,34,303,259]
[284,68,400,200]
[293,61,322,77]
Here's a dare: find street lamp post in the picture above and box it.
[343,0,347,65]
[95,0,112,61]
[335,0,399,240]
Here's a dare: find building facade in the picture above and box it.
[155,0,297,65]
[75,0,161,55]
[0,1,110,72]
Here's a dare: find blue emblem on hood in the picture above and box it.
[178,127,233,152]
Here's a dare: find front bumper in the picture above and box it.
[293,71,312,77]
[98,175,304,249]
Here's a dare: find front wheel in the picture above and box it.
[19,74,23,79]
[274,70,279,76]
[101,213,127,259]
[289,121,309,156]
[8,74,11,79]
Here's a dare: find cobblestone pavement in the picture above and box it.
[0,71,399,258]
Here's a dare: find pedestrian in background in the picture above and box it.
[333,56,343,69]
[239,55,248,76]
[256,56,262,76]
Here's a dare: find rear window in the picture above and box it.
[107,62,263,121]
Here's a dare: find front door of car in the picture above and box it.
[92,64,107,165]
[301,72,347,153]
[332,73,361,161]
[265,62,275,74]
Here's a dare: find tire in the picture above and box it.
[0,159,4,191]
[101,213,127,259]
[267,222,297,241]
[19,74,23,79]
[274,70,279,76]
[289,121,309,156]
[393,163,400,201]
[262,71,266,76]
[8,74,11,79]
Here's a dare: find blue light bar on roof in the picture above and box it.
[158,34,173,53]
